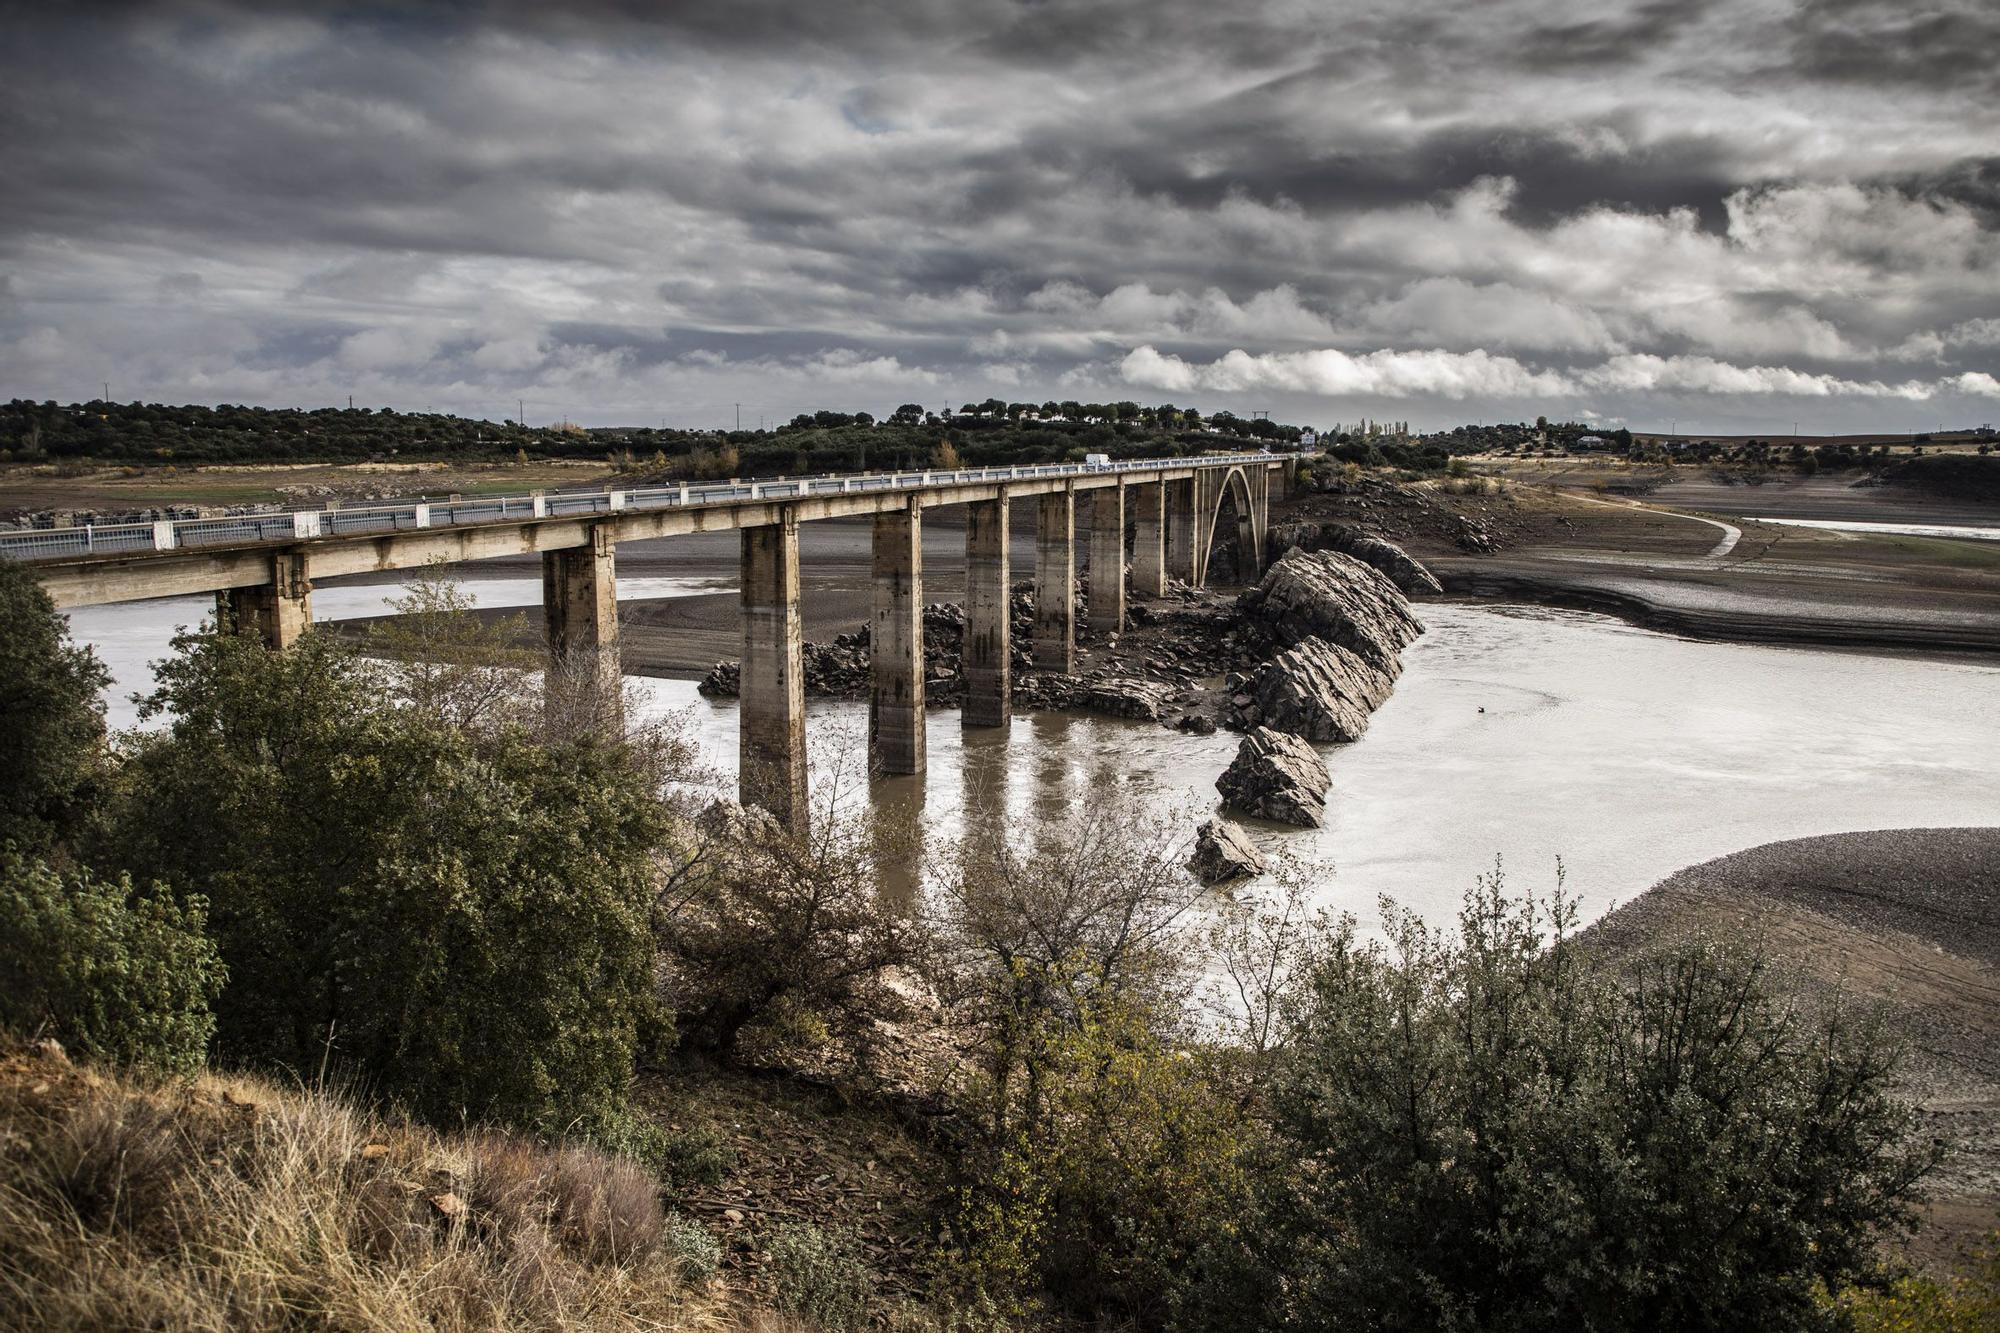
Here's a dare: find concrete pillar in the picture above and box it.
[962,493,1011,729]
[1166,478,1197,586]
[1130,479,1165,599]
[740,510,808,833]
[542,522,621,700]
[218,549,312,648]
[1087,483,1125,634]
[868,498,925,777]
[1034,488,1075,674]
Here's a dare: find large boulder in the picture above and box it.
[1239,549,1424,672]
[1215,726,1331,828]
[1081,675,1173,722]
[1188,818,1268,886]
[1234,636,1395,742]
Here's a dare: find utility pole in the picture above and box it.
[102,381,109,403]
[349,394,354,411]
[734,403,742,431]
[519,398,525,427]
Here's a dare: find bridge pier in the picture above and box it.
[542,522,621,706]
[1130,479,1165,599]
[740,511,808,833]
[1088,482,1126,634]
[218,549,312,648]
[1034,488,1076,674]
[962,493,1011,729]
[868,498,925,776]
[1168,477,1199,586]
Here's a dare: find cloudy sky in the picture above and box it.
[2,0,1997,433]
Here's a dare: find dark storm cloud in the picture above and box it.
[1788,0,2000,93]
[1516,1,1716,69]
[2,0,1997,430]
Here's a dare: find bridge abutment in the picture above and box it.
[1088,483,1126,634]
[868,498,925,776]
[740,511,808,833]
[1034,488,1076,673]
[962,493,1011,729]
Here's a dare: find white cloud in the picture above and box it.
[1124,345,1992,403]
[1121,345,1572,399]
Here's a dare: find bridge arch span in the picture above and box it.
[1198,463,1265,586]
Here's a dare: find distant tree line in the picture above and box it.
[0,398,1308,473]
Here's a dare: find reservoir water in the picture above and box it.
[66,584,2000,934]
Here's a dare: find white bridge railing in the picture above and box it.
[0,451,1296,564]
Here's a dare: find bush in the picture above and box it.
[104,628,672,1130]
[660,1213,721,1286]
[0,854,223,1076]
[1193,870,1937,1332]
[768,1221,872,1331]
[576,1113,734,1194]
[0,561,109,853]
[655,799,913,1059]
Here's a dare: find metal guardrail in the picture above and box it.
[0,451,1297,564]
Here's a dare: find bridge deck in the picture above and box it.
[15,452,1291,608]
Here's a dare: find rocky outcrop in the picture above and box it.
[1082,675,1173,722]
[1188,818,1267,886]
[1228,636,1395,741]
[1266,521,1443,595]
[1238,549,1424,673]
[1215,726,1331,828]
[1346,535,1443,596]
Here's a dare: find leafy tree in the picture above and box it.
[1193,871,1936,1333]
[0,852,223,1076]
[0,561,110,854]
[103,627,672,1130]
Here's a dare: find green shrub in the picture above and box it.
[1191,870,1937,1332]
[0,562,109,853]
[660,1212,722,1286]
[0,854,223,1076]
[768,1221,872,1331]
[577,1113,734,1193]
[104,628,672,1131]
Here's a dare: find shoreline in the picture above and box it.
[1434,573,2000,661]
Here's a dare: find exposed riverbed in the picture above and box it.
[67,584,2000,936]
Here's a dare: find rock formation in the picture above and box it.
[1215,726,1331,828]
[1238,548,1424,673]
[1229,637,1396,741]
[1188,817,1268,885]
[1266,521,1443,595]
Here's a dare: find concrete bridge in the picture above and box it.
[8,451,1295,829]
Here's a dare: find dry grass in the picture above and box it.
[0,1041,743,1331]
